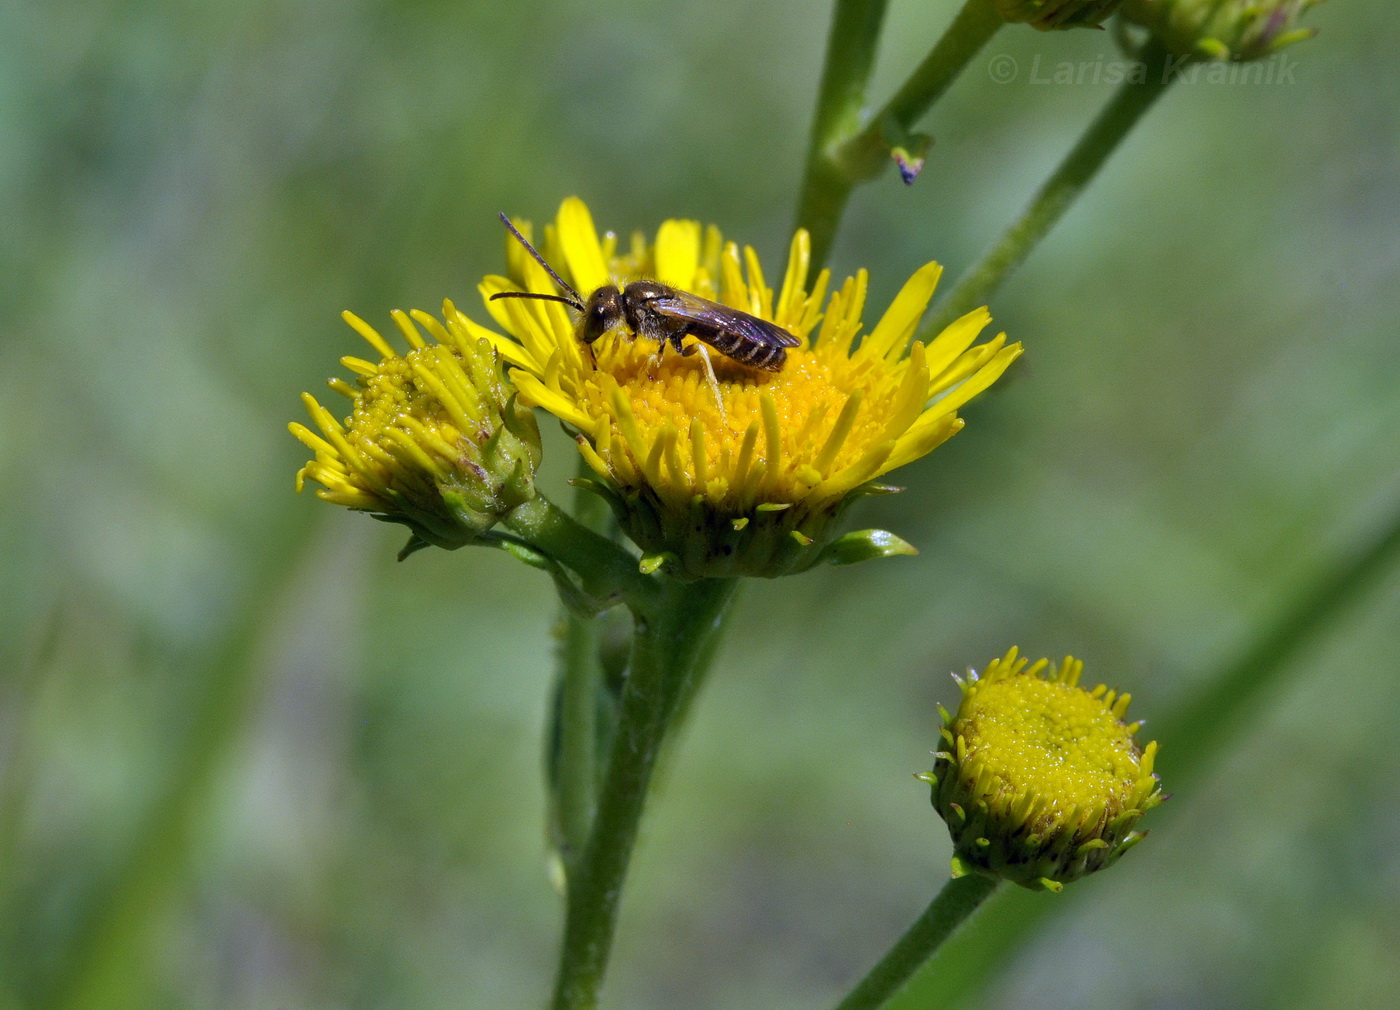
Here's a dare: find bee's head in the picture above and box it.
[580,286,625,344]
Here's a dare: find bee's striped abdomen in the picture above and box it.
[700,327,787,371]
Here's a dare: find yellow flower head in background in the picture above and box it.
[922,648,1164,891]
[290,310,541,556]
[1122,0,1323,61]
[461,197,1021,578]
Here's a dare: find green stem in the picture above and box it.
[555,607,602,870]
[836,0,1003,182]
[796,0,1002,268]
[553,465,616,867]
[884,496,1400,1010]
[833,874,999,1010]
[550,577,739,1010]
[502,497,657,614]
[795,0,890,269]
[924,41,1174,335]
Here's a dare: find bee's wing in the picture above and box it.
[649,290,801,347]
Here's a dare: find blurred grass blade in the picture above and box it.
[40,510,315,1010]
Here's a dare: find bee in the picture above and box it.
[489,213,800,372]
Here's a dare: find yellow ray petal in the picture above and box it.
[882,413,964,473]
[930,342,1023,416]
[655,219,701,289]
[860,261,942,362]
[924,306,991,379]
[557,196,611,294]
[776,229,811,328]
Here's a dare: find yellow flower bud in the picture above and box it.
[922,648,1164,891]
[290,308,541,555]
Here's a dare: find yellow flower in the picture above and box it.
[459,197,1021,578]
[289,309,541,555]
[922,648,1164,891]
[994,0,1122,31]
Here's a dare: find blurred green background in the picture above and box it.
[3,1,1398,1008]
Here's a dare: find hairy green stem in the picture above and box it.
[502,497,657,614]
[925,41,1175,335]
[833,874,999,1010]
[796,0,1002,268]
[552,465,615,868]
[886,496,1400,1010]
[550,577,738,1010]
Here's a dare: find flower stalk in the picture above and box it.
[498,497,657,614]
[550,461,618,868]
[833,874,1000,1010]
[550,577,739,1010]
[795,0,890,269]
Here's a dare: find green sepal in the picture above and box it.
[851,482,904,498]
[819,528,919,567]
[371,511,477,557]
[567,476,618,502]
[494,536,608,619]
[638,552,676,575]
[395,532,433,561]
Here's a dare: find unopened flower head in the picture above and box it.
[466,198,1021,579]
[994,0,1122,31]
[290,309,542,554]
[922,648,1164,891]
[1122,0,1323,61]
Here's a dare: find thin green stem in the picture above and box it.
[796,0,1002,268]
[833,874,999,1010]
[552,464,616,867]
[795,0,890,269]
[885,495,1400,1010]
[550,578,739,1010]
[925,42,1175,335]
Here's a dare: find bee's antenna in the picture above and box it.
[489,291,585,310]
[497,212,583,307]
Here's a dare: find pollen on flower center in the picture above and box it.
[584,335,868,497]
[958,676,1142,822]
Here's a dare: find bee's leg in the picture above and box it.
[686,343,726,423]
